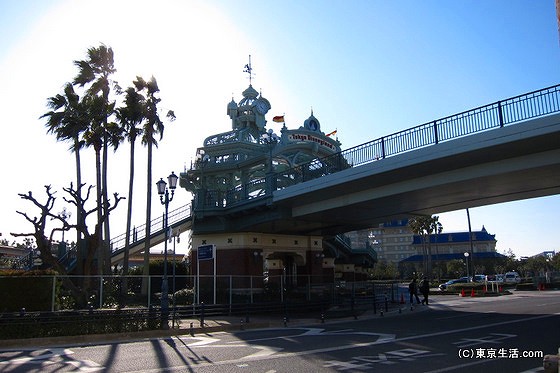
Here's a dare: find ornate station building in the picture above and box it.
[179,66,376,292]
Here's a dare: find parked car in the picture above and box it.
[439,277,470,291]
[504,271,521,284]
[473,274,487,282]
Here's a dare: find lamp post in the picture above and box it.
[170,228,180,328]
[464,252,470,281]
[156,171,178,330]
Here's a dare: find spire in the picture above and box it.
[243,55,253,85]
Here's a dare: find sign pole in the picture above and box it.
[213,245,217,304]
[197,250,200,305]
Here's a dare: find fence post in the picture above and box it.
[51,274,56,312]
[433,121,439,144]
[250,276,253,304]
[381,137,386,158]
[229,275,232,315]
[498,101,504,127]
[372,282,377,314]
[99,276,103,309]
[148,276,151,309]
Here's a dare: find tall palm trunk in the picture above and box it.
[94,145,104,277]
[122,136,136,303]
[142,139,153,295]
[102,134,111,274]
[74,136,84,275]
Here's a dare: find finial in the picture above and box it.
[243,55,253,85]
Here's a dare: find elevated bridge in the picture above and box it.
[110,84,560,264]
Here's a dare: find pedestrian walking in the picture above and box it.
[420,277,430,305]
[409,279,421,304]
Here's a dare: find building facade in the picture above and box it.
[353,219,498,265]
[178,62,375,296]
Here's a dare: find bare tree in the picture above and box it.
[11,184,124,308]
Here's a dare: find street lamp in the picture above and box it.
[464,252,470,281]
[156,171,178,329]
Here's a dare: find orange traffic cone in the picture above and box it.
[470,289,476,297]
[460,288,465,297]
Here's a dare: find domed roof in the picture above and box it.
[242,85,259,100]
[227,98,237,110]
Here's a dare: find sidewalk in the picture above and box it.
[0,301,420,350]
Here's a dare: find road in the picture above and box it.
[1,291,559,372]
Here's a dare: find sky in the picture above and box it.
[0,0,559,258]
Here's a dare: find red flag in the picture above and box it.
[273,115,285,123]
[326,129,337,137]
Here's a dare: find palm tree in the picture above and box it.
[73,44,118,274]
[41,82,88,274]
[135,76,175,294]
[81,94,107,275]
[408,215,442,277]
[115,84,145,289]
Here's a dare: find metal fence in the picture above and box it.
[0,274,401,313]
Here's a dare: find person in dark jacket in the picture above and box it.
[408,279,421,304]
[420,277,430,305]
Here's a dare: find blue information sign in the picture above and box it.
[197,244,214,260]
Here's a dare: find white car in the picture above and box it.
[504,271,521,284]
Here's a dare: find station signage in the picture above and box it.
[288,133,336,150]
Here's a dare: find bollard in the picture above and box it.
[410,305,414,311]
[245,301,250,324]
[321,313,325,323]
[399,307,402,314]
[19,308,25,317]
[384,293,388,313]
[190,322,194,336]
[380,310,384,317]
[200,302,205,328]
[241,319,244,330]
[283,317,287,327]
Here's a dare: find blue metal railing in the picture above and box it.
[110,204,191,253]
[229,83,560,203]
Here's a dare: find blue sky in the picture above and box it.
[0,0,558,258]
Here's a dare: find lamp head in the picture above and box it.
[168,171,178,190]
[156,178,167,195]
